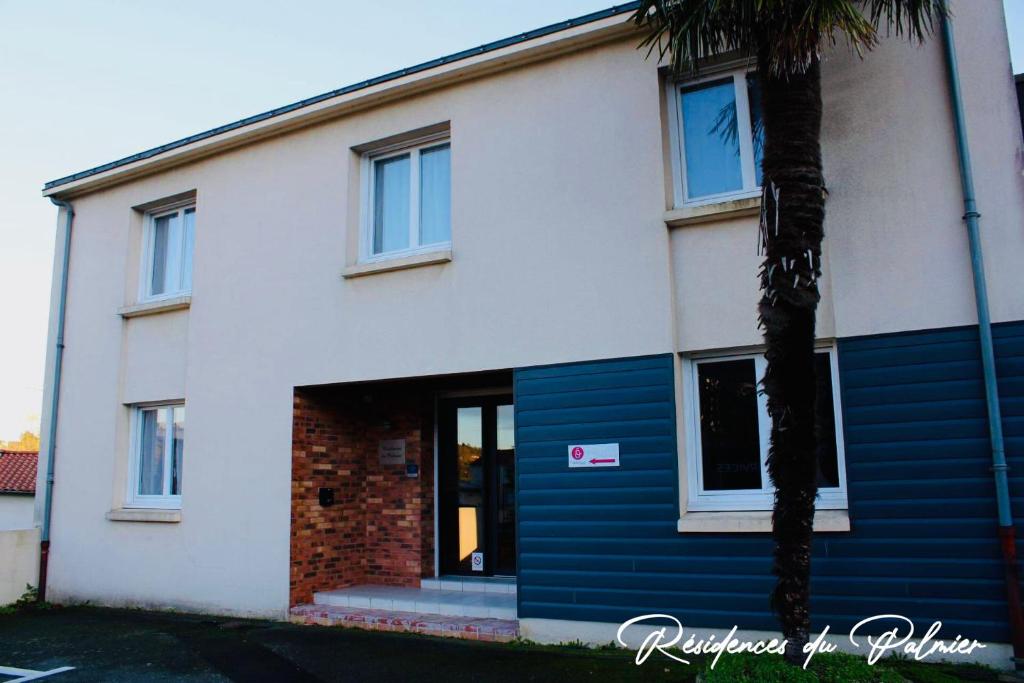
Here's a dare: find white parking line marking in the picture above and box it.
[0,665,74,681]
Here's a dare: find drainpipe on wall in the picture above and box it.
[940,7,1024,669]
[38,197,73,602]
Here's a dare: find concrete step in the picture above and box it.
[291,604,518,642]
[313,584,516,619]
[420,576,517,595]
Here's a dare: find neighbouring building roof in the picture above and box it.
[42,3,639,193]
[0,450,38,494]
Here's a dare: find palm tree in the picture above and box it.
[633,0,945,662]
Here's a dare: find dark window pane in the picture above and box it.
[171,406,185,495]
[815,353,841,488]
[746,73,764,187]
[496,404,515,575]
[698,359,762,490]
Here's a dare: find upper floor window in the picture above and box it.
[673,68,763,204]
[128,403,185,509]
[142,203,195,300]
[362,137,450,261]
[684,348,847,511]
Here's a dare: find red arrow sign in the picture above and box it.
[568,443,619,468]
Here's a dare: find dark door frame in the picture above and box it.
[437,394,515,577]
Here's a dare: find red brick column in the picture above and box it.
[290,391,368,605]
[420,413,435,577]
[290,388,435,606]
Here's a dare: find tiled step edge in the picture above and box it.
[289,604,518,642]
[421,578,517,595]
[313,589,516,619]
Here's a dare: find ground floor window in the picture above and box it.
[684,348,847,511]
[127,403,185,509]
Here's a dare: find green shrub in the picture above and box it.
[0,584,53,614]
[886,658,999,683]
[702,652,905,682]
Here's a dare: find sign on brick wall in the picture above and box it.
[378,439,406,465]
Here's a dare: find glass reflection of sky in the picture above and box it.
[746,74,764,187]
[457,407,482,448]
[681,79,743,199]
[455,405,514,451]
[497,404,514,451]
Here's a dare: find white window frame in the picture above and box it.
[359,133,451,263]
[667,64,761,208]
[139,200,196,302]
[126,402,185,509]
[682,345,848,512]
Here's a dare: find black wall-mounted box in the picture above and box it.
[318,487,334,507]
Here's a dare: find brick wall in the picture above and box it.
[290,387,435,606]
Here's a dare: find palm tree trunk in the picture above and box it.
[756,53,825,663]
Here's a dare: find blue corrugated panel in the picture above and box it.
[514,321,1024,642]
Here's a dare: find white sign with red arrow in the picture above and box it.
[568,443,620,468]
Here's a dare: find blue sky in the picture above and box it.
[0,1,1021,440]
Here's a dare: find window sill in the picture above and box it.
[106,508,181,523]
[118,296,191,318]
[677,509,850,534]
[342,249,452,279]
[665,195,761,228]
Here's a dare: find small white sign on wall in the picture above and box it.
[378,439,406,465]
[568,443,620,468]
[471,552,484,572]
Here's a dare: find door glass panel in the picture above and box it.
[456,407,483,569]
[697,359,762,491]
[495,404,516,575]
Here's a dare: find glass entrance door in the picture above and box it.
[438,396,515,576]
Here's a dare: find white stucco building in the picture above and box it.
[30,0,1024,667]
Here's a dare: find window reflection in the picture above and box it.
[456,407,483,562]
[681,79,743,198]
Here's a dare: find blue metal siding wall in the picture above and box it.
[834,322,1024,642]
[514,322,1024,642]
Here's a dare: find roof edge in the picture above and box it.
[42,2,640,194]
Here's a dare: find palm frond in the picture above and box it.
[632,0,947,77]
[864,0,947,42]
[633,0,760,76]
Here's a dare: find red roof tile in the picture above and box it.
[0,450,37,494]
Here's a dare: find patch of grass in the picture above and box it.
[702,652,906,682]
[886,657,1000,683]
[505,636,622,654]
[701,651,1006,683]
